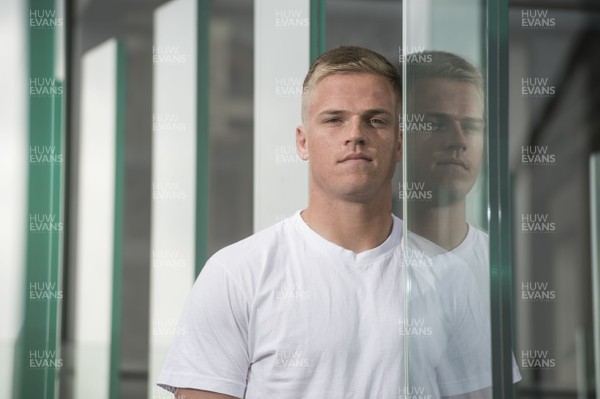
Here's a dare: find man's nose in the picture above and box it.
[444,120,468,151]
[345,117,367,145]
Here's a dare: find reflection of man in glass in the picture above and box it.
[405,51,484,250]
[403,51,521,394]
[157,46,490,399]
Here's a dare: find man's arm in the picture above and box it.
[157,261,251,398]
[175,388,241,399]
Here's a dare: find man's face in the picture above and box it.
[296,73,401,203]
[407,78,484,205]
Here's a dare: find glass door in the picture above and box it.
[400,0,503,397]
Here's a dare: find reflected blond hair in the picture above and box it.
[406,50,484,95]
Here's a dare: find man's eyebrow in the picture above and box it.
[318,109,394,117]
[364,108,394,117]
[423,112,485,124]
[318,109,347,116]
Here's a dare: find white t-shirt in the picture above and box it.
[158,212,492,398]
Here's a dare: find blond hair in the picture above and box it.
[301,46,401,121]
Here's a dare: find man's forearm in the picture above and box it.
[175,388,241,399]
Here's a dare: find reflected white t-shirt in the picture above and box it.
[157,212,492,398]
[407,224,522,385]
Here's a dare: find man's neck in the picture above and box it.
[408,200,468,251]
[301,189,394,254]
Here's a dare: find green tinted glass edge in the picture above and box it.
[487,0,515,397]
[109,40,126,399]
[15,0,62,398]
[310,0,326,64]
[195,0,210,276]
[589,154,600,399]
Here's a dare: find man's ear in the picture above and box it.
[296,125,309,160]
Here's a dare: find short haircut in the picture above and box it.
[301,45,401,121]
[405,50,484,95]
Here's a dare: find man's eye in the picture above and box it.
[369,118,386,126]
[324,118,341,124]
[462,123,484,134]
[423,118,441,131]
[428,121,441,131]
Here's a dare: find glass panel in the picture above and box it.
[207,0,254,255]
[326,0,401,67]
[253,0,310,231]
[509,5,600,398]
[402,0,497,397]
[487,0,514,394]
[149,1,198,398]
[68,3,154,398]
[14,0,66,397]
[74,38,122,399]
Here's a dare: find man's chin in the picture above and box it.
[312,175,388,203]
[336,185,384,203]
[422,186,471,207]
[335,189,374,202]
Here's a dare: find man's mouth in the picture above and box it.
[436,159,468,170]
[340,153,373,163]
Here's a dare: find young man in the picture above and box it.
[402,50,521,387]
[157,46,491,399]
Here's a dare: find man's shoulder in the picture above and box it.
[207,213,300,270]
[468,224,489,239]
[462,224,489,253]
